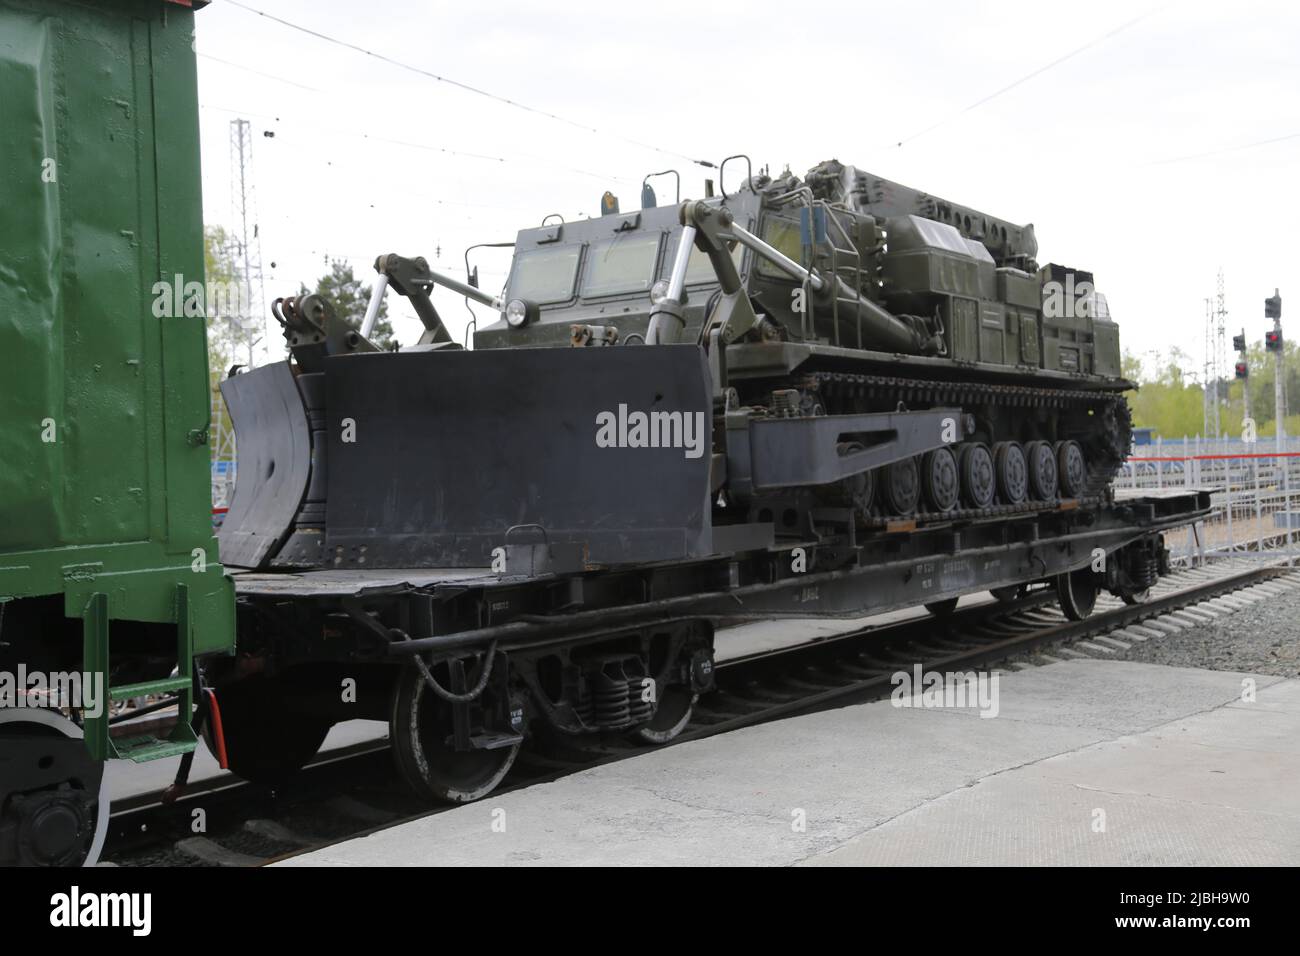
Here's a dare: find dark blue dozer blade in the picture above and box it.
[324,345,714,569]
[217,361,312,569]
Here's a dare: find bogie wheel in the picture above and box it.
[1057,568,1100,621]
[390,663,519,804]
[922,447,960,512]
[1121,588,1151,606]
[1025,440,1058,501]
[925,597,960,617]
[834,442,875,519]
[0,709,108,867]
[958,443,995,508]
[1056,440,1088,498]
[881,456,921,516]
[632,682,697,745]
[205,675,331,785]
[990,584,1025,603]
[993,441,1028,504]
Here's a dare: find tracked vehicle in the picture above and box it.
[210,158,1199,802]
[476,158,1131,539]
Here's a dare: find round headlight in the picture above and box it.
[505,298,531,328]
[650,279,670,305]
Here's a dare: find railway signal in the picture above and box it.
[1266,290,1284,451]
[1234,328,1251,422]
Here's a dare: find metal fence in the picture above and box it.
[1118,436,1300,567]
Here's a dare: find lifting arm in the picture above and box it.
[371,254,506,347]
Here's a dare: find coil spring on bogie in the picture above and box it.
[627,675,653,724]
[580,656,656,730]
[574,693,594,726]
[592,662,632,728]
[1131,553,1160,590]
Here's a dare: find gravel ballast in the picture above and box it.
[1100,577,1300,677]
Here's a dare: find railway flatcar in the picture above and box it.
[210,160,1197,803]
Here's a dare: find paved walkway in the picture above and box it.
[281,660,1300,866]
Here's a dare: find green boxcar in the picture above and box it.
[0,0,233,810]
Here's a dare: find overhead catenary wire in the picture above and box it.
[197,52,324,92]
[196,100,636,185]
[223,0,706,167]
[1143,129,1300,166]
[881,6,1163,151]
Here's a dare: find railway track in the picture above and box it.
[101,556,1295,866]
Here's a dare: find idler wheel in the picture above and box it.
[1056,440,1088,498]
[993,441,1028,504]
[922,447,960,512]
[882,456,921,516]
[1025,440,1058,501]
[834,441,876,519]
[958,443,995,509]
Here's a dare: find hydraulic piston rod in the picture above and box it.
[727,221,827,294]
[360,274,389,339]
[426,267,504,311]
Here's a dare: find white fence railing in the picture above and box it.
[1118,437,1300,567]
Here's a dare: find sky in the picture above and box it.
[193,0,1300,379]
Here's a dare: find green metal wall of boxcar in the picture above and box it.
[0,1,233,660]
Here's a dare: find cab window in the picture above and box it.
[508,245,582,304]
[662,232,745,286]
[756,216,804,279]
[583,232,661,297]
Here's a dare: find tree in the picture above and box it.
[302,259,399,350]
[1122,342,1300,440]
[204,225,248,473]
[204,224,248,374]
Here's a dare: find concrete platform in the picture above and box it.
[280,661,1300,867]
